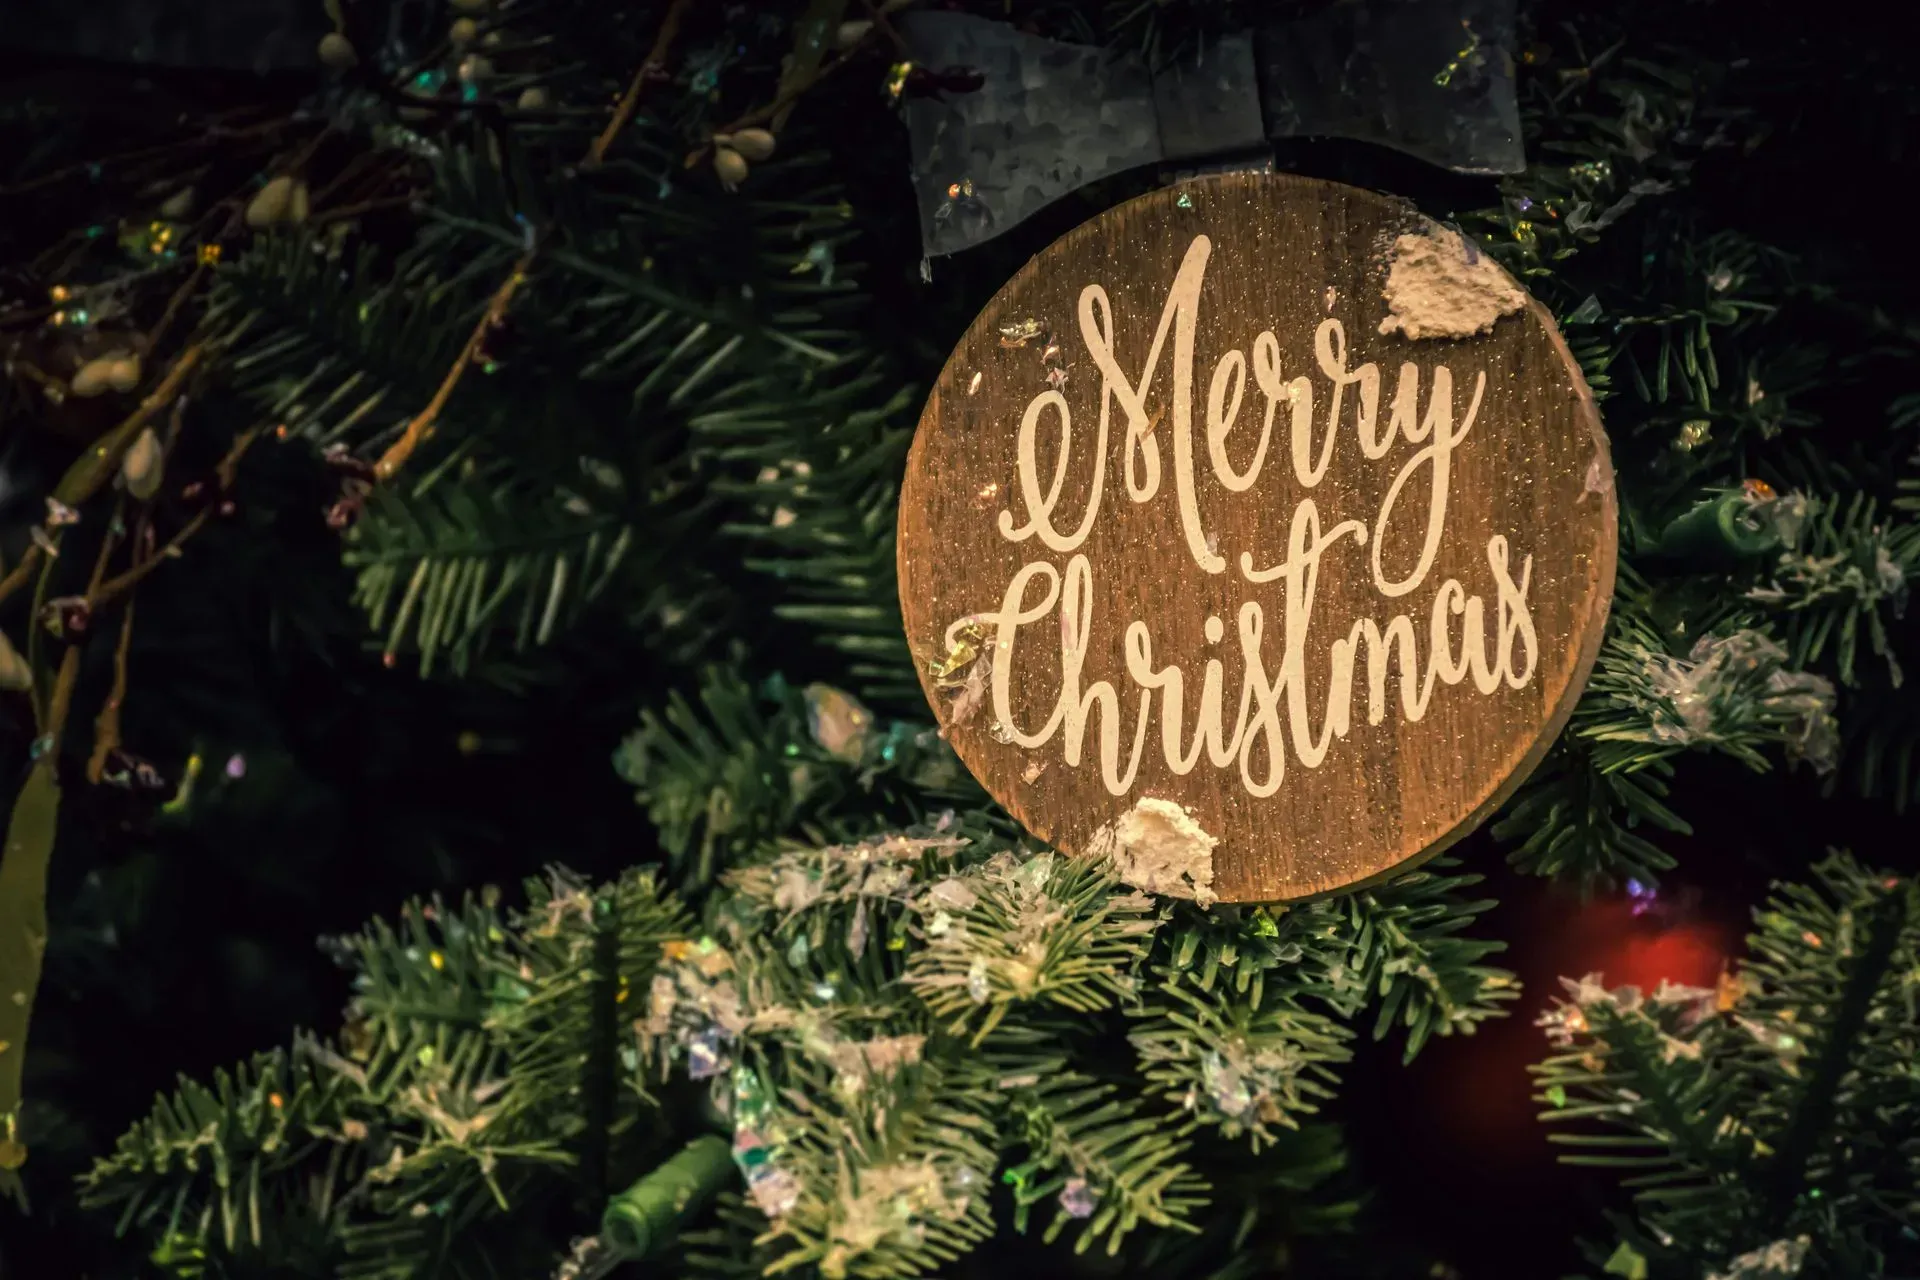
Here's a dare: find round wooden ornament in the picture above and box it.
[898,172,1616,905]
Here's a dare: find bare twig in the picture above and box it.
[145,263,209,353]
[0,556,43,628]
[124,395,190,567]
[308,149,386,207]
[372,1,697,488]
[371,252,534,482]
[84,499,122,596]
[586,0,698,169]
[53,344,206,508]
[0,114,290,199]
[75,495,131,782]
[858,0,913,57]
[93,425,260,608]
[85,599,135,785]
[0,344,66,398]
[0,343,205,609]
[91,514,210,607]
[683,47,862,168]
[310,192,425,227]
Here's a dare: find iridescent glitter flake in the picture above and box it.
[947,646,992,728]
[745,1166,801,1217]
[1058,1177,1097,1219]
[997,317,1044,348]
[686,1026,729,1080]
[929,621,986,688]
[1432,20,1484,87]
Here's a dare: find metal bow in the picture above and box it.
[901,0,1523,260]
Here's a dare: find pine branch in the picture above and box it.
[372,249,536,483]
[750,1057,999,1280]
[586,0,699,169]
[1129,975,1350,1153]
[974,1026,1208,1255]
[345,471,648,675]
[368,0,700,488]
[615,665,980,890]
[1758,881,1909,1231]
[903,854,1160,1044]
[1493,741,1685,890]
[1155,858,1516,1060]
[1534,855,1920,1276]
[1745,492,1915,688]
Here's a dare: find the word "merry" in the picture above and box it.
[968,232,1538,799]
[998,232,1482,600]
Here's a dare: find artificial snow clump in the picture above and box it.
[1624,629,1839,771]
[1377,222,1526,340]
[822,1161,979,1278]
[1093,797,1218,907]
[1707,1236,1811,1280]
[811,1031,927,1093]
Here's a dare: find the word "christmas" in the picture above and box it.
[973,233,1538,798]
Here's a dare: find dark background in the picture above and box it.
[2,2,1914,1277]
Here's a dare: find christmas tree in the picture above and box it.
[1,1,1915,1278]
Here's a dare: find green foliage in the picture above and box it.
[701,359,923,710]
[979,1025,1209,1255]
[632,827,1512,1276]
[1580,615,1837,777]
[643,835,1177,1272]
[902,853,1158,1042]
[614,665,985,890]
[1157,858,1519,1060]
[1494,742,1684,890]
[1496,574,1840,890]
[204,83,902,682]
[83,872,691,1279]
[750,1057,999,1279]
[1745,493,1916,688]
[1454,12,1917,887]
[344,466,646,676]
[1129,976,1350,1151]
[1894,396,1920,518]
[208,236,481,450]
[1294,862,1519,1057]
[1496,480,1919,883]
[1533,854,1920,1279]
[81,1045,374,1276]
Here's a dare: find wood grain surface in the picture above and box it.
[898,172,1616,903]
